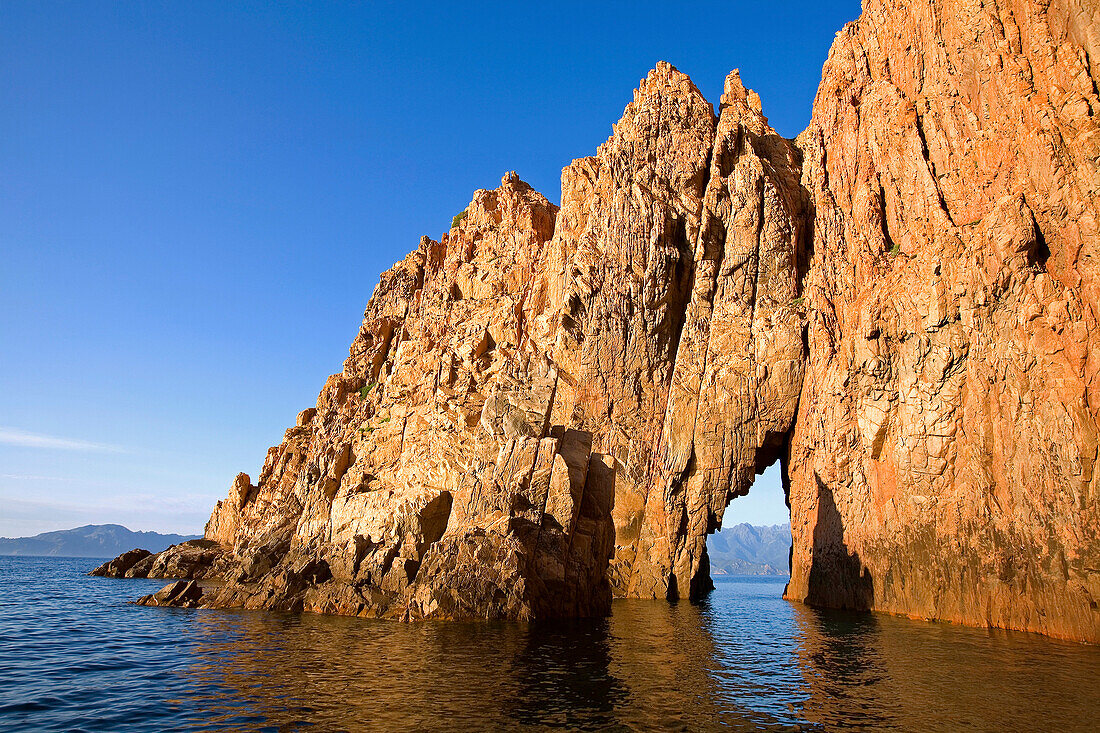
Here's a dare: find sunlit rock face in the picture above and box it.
[125,64,809,621]
[785,0,1100,642]
[542,64,809,602]
[110,0,1099,640]
[196,172,618,621]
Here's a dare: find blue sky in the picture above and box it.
[1,1,858,537]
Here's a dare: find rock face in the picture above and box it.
[539,66,808,602]
[188,172,617,620]
[98,0,1099,641]
[785,0,1100,642]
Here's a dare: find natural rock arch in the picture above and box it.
[104,0,1100,643]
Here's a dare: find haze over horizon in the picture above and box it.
[2,1,858,537]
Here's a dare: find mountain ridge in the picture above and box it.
[708,523,791,576]
[0,524,200,557]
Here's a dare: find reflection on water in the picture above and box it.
[1,557,1098,732]
[789,603,1100,731]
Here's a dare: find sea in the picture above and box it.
[1,556,1097,732]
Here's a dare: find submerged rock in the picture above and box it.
[94,0,1099,641]
[139,580,203,608]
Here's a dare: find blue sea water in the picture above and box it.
[1,556,1097,732]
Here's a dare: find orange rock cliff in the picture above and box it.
[98,0,1100,642]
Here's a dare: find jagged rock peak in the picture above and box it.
[718,69,766,127]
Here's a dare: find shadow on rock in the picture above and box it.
[806,473,874,610]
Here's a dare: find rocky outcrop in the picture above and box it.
[92,541,227,579]
[90,548,150,577]
[104,63,806,622]
[140,171,619,621]
[531,65,808,602]
[97,0,1098,641]
[623,71,807,600]
[785,0,1100,642]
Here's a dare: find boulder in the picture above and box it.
[89,548,151,577]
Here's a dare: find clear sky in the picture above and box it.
[1,1,858,537]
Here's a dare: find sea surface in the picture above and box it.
[1,556,1097,732]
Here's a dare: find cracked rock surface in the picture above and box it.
[785,0,1100,642]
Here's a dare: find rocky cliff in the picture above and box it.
[786,0,1100,642]
[106,0,1099,641]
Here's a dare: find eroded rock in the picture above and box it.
[785,0,1100,642]
[139,580,203,608]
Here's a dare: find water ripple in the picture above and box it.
[0,557,1097,731]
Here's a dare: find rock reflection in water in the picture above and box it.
[179,608,718,730]
[172,577,1100,731]
[179,590,796,730]
[791,603,1100,731]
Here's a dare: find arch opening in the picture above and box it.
[707,460,792,581]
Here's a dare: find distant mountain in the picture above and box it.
[708,523,791,576]
[2,522,790,572]
[0,524,200,557]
